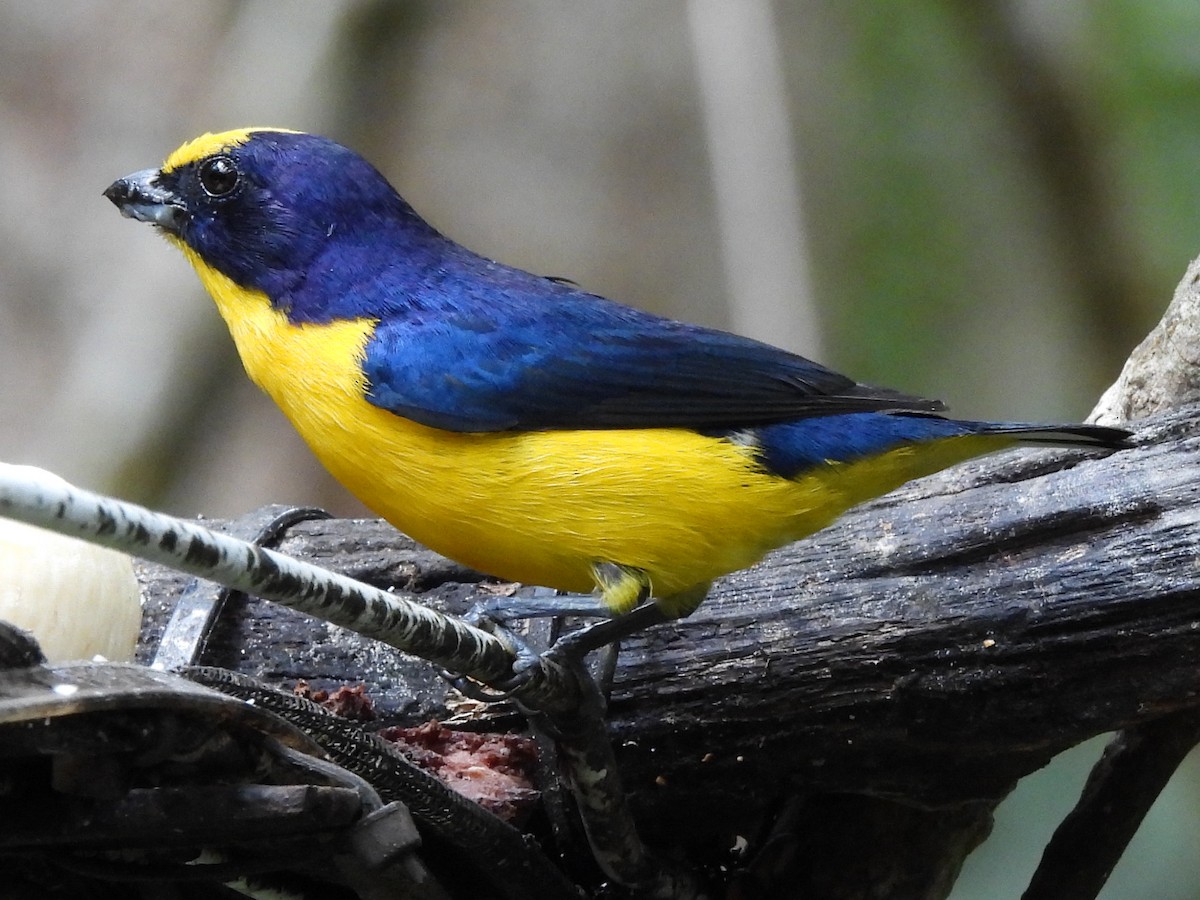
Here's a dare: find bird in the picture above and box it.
[104,128,1129,636]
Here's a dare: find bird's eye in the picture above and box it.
[198,156,240,198]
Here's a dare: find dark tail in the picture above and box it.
[970,421,1132,448]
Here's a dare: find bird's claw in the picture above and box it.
[440,609,546,700]
[444,586,669,705]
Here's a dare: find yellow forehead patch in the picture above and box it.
[162,127,300,172]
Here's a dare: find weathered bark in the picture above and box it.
[126,402,1196,896]
[126,257,1200,899]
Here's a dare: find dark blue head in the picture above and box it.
[105,129,444,320]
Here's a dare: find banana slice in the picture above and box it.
[0,467,142,662]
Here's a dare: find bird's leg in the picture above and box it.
[527,562,655,690]
[537,565,705,676]
[452,573,707,895]
[541,601,669,662]
[465,588,612,624]
[442,585,631,699]
[450,566,703,697]
[544,578,712,678]
[460,562,650,668]
[443,586,564,698]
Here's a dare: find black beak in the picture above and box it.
[104,169,187,235]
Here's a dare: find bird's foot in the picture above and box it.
[444,586,668,702]
[541,601,669,662]
[464,585,614,625]
[442,586,591,699]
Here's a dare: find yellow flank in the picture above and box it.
[163,127,298,172]
[179,246,1010,617]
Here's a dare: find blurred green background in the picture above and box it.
[0,2,1195,896]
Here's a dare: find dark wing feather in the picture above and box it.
[362,280,943,433]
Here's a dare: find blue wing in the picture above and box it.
[360,263,943,433]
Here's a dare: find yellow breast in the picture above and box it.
[180,247,1000,613]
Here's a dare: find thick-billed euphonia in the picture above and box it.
[105,129,1127,622]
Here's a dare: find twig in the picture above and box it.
[151,504,331,671]
[0,464,703,898]
[0,464,518,691]
[1022,712,1200,900]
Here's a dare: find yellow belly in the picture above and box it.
[183,250,1002,613]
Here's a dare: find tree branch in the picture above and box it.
[122,398,1197,897]
[26,254,1200,898]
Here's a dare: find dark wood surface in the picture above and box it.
[129,401,1199,896]
[105,253,1200,898]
